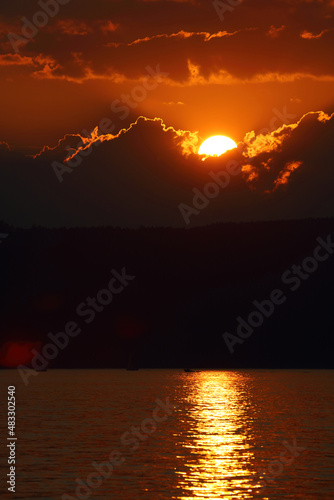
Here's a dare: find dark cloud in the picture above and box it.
[0,0,333,82]
[0,112,333,228]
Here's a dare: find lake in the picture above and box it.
[1,369,333,499]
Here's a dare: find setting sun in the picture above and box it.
[198,135,237,157]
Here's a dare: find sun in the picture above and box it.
[198,135,237,157]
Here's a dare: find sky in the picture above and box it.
[0,0,334,227]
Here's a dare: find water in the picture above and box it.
[1,369,334,499]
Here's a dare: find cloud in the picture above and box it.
[53,19,119,36]
[0,53,54,67]
[241,111,334,195]
[1,0,334,85]
[165,60,334,86]
[163,101,185,105]
[31,133,89,160]
[267,25,286,38]
[0,54,33,66]
[0,111,334,228]
[58,116,201,163]
[242,111,333,159]
[100,21,119,34]
[300,29,331,39]
[56,20,94,36]
[273,161,303,190]
[107,29,240,47]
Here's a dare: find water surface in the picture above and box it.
[1,369,333,499]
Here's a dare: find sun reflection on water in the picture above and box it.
[173,372,261,499]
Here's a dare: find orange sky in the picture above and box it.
[0,0,334,229]
[1,0,334,149]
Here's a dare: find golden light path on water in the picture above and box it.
[173,372,264,499]
[1,369,332,498]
